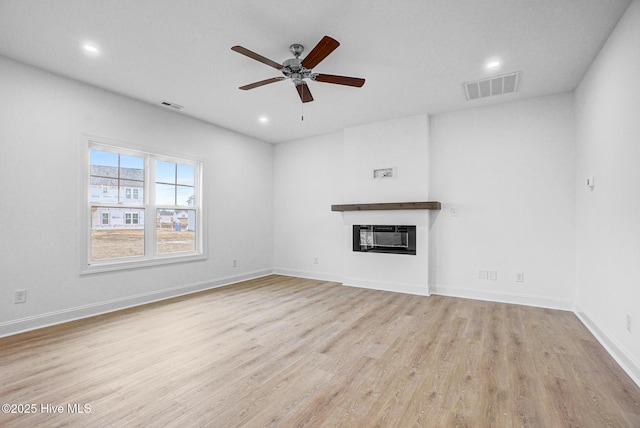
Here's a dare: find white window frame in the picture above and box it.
[80,134,205,274]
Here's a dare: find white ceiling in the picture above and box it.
[0,0,631,143]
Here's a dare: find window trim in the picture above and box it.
[79,134,206,275]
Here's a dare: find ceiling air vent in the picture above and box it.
[464,72,520,101]
[160,101,184,110]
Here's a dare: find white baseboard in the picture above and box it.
[0,268,274,338]
[342,276,430,296]
[430,284,575,311]
[574,306,640,388]
[273,267,343,283]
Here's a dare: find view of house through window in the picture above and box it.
[155,161,197,254]
[156,209,196,254]
[90,149,145,260]
[87,142,202,267]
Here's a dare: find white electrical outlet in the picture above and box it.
[14,289,27,304]
[489,270,498,281]
[479,270,488,279]
[232,259,238,267]
[627,314,632,332]
[314,257,319,264]
[516,272,524,282]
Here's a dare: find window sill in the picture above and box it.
[81,253,206,275]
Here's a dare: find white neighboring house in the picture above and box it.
[90,165,145,230]
[92,207,145,229]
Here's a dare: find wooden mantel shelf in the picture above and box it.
[331,201,441,212]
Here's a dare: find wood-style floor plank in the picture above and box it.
[1,275,639,427]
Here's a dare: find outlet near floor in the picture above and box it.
[14,289,27,304]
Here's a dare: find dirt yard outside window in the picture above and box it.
[91,229,196,260]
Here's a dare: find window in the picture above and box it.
[82,135,204,273]
[124,212,141,225]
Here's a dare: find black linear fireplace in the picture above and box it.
[353,225,416,255]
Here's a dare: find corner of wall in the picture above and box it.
[575,305,640,387]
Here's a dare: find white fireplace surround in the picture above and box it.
[341,210,431,296]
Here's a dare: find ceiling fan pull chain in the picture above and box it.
[301,102,304,122]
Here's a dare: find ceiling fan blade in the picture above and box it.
[296,82,314,103]
[301,36,340,69]
[314,74,365,87]
[239,77,285,90]
[231,46,283,70]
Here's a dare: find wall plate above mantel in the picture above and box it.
[331,201,441,211]
[373,167,397,179]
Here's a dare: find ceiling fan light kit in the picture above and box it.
[231,35,365,104]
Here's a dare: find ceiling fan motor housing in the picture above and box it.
[282,57,312,83]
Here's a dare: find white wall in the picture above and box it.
[342,115,429,203]
[574,0,640,384]
[429,93,576,309]
[0,56,274,336]
[273,132,344,281]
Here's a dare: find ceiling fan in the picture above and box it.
[231,36,365,103]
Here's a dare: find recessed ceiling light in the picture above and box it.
[486,60,501,70]
[259,116,269,124]
[83,44,100,54]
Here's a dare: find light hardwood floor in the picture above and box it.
[1,275,639,427]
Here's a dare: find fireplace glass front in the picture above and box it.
[353,225,416,255]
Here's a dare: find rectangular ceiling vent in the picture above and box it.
[464,72,520,101]
[160,101,184,110]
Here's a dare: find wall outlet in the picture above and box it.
[479,270,488,279]
[14,289,27,304]
[488,270,498,281]
[232,259,238,268]
[516,272,525,282]
[314,257,319,264]
[627,313,632,333]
